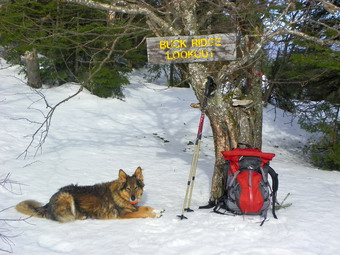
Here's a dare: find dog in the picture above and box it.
[16,167,164,223]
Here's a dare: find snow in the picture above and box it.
[1,58,340,255]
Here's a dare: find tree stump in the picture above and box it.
[25,49,42,89]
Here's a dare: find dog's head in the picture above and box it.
[118,167,144,205]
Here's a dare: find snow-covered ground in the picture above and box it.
[1,58,340,255]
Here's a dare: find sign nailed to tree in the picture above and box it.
[146,33,236,64]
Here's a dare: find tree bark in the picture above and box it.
[25,49,42,89]
[187,61,263,201]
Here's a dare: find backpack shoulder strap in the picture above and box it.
[266,164,279,219]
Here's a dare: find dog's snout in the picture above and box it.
[131,195,136,201]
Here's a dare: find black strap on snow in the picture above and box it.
[267,165,279,219]
[198,200,216,209]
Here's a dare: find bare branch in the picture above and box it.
[0,174,29,253]
[17,85,83,159]
[316,0,340,14]
[266,2,294,34]
[64,0,180,35]
[271,29,339,46]
[0,173,24,195]
[0,0,10,7]
[217,4,339,82]
[0,233,14,253]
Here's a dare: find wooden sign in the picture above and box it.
[146,33,236,64]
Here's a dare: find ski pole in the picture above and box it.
[178,77,216,220]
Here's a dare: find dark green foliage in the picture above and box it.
[145,64,189,88]
[263,1,339,170]
[265,0,339,107]
[266,43,339,111]
[272,45,340,170]
[88,65,129,99]
[306,141,340,171]
[299,102,339,171]
[282,45,339,104]
[0,0,148,97]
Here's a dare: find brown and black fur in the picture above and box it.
[16,167,163,223]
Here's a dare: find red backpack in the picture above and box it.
[215,148,279,225]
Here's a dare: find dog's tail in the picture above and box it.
[16,200,50,219]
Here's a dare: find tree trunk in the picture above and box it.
[169,64,175,87]
[25,49,42,89]
[207,94,262,201]
[181,0,264,201]
[187,62,263,202]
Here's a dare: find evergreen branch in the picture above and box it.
[64,0,181,35]
[17,12,144,158]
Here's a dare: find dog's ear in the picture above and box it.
[118,169,127,183]
[133,167,144,182]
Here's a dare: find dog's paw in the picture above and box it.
[152,209,165,218]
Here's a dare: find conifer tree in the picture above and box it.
[263,0,339,170]
[0,0,148,97]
